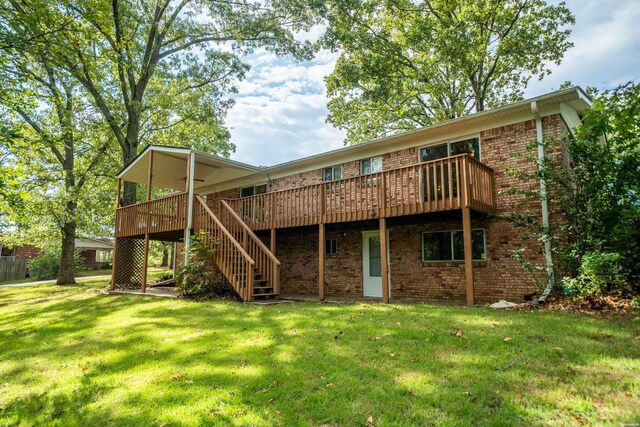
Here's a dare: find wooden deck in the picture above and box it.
[226,155,495,231]
[114,155,495,237]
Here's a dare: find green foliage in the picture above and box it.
[175,232,232,299]
[550,83,640,283]
[503,82,640,295]
[1,0,320,205]
[28,249,86,280]
[321,0,574,144]
[562,252,626,297]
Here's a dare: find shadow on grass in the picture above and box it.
[0,285,638,426]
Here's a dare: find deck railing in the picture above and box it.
[193,196,255,301]
[226,155,495,231]
[115,192,188,237]
[218,200,281,295]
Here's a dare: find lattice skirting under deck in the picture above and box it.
[112,237,145,290]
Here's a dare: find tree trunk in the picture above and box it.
[57,208,77,285]
[161,247,169,267]
[121,141,138,205]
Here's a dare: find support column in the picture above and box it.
[184,152,195,267]
[379,217,389,303]
[110,178,122,290]
[318,223,325,301]
[462,207,474,306]
[142,151,154,293]
[270,228,276,254]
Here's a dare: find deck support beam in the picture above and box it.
[110,179,122,290]
[462,207,474,306]
[142,151,154,293]
[318,223,325,301]
[379,217,389,303]
[270,228,276,255]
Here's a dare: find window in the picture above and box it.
[419,137,480,162]
[422,229,486,262]
[323,165,342,182]
[241,184,267,198]
[325,239,337,255]
[360,156,383,175]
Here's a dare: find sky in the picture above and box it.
[225,0,640,167]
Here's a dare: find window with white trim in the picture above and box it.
[422,229,486,262]
[240,184,267,198]
[420,137,480,162]
[323,165,342,182]
[360,156,383,174]
[325,239,338,255]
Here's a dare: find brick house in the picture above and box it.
[111,87,590,305]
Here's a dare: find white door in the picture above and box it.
[362,231,387,297]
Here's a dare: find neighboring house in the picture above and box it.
[75,237,114,270]
[0,243,40,261]
[111,87,591,305]
[0,237,113,277]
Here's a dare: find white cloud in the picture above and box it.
[526,0,640,95]
[227,0,639,166]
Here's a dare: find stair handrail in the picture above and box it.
[194,196,255,300]
[195,196,254,262]
[219,199,281,294]
[220,200,281,266]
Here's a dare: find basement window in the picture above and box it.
[241,184,267,198]
[325,239,338,256]
[422,229,486,262]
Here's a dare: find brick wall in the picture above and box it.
[15,245,40,260]
[202,114,569,303]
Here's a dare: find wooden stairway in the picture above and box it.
[193,195,280,301]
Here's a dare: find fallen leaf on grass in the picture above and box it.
[325,383,335,388]
[367,415,375,427]
[503,337,512,342]
[572,414,588,425]
[274,410,281,416]
[452,328,464,337]
[172,373,187,381]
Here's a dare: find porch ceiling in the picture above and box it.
[118,146,261,192]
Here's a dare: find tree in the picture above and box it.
[550,82,640,281]
[4,0,318,204]
[322,0,574,144]
[0,34,114,284]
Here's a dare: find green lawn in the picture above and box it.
[0,280,638,426]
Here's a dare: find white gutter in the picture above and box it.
[531,101,555,304]
[184,151,196,267]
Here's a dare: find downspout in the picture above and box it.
[531,101,554,304]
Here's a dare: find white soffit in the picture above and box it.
[118,146,260,191]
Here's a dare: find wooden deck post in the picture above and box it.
[270,228,276,255]
[462,207,474,306]
[110,178,122,290]
[184,152,195,267]
[142,151,153,293]
[318,223,325,301]
[379,217,389,303]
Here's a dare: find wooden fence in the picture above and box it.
[0,259,27,282]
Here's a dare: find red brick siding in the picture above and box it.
[202,114,568,302]
[15,245,40,260]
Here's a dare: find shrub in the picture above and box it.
[562,251,626,297]
[175,232,234,299]
[28,250,86,280]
